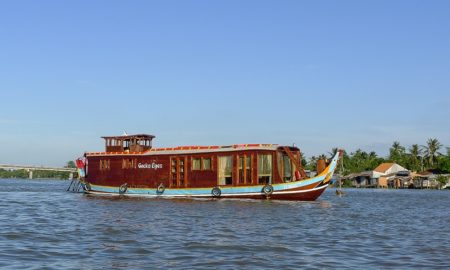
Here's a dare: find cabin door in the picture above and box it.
[218,156,233,185]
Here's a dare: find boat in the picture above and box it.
[76,134,342,200]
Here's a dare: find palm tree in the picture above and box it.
[389,141,405,164]
[339,150,351,175]
[300,151,307,167]
[367,151,380,169]
[422,138,443,168]
[392,141,403,152]
[408,144,422,172]
[307,156,318,171]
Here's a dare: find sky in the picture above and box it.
[0,0,449,167]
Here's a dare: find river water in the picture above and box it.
[0,179,449,269]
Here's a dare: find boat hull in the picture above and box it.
[84,183,328,201]
[82,150,340,201]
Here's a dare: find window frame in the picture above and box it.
[257,154,273,184]
[191,157,213,171]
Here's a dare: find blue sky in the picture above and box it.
[1,0,449,166]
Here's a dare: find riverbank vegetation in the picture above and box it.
[308,138,450,175]
[0,169,73,179]
[0,161,76,180]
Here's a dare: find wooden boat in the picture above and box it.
[77,134,342,201]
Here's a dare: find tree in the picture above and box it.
[389,141,406,165]
[436,175,448,189]
[66,161,76,168]
[407,144,422,172]
[422,138,443,168]
[436,152,450,173]
[300,151,307,167]
[367,151,381,169]
[307,156,318,171]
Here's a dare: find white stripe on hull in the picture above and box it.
[84,184,329,198]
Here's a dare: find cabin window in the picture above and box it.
[122,158,136,169]
[218,156,233,185]
[246,156,252,183]
[258,154,272,184]
[171,157,187,187]
[171,159,177,186]
[179,159,185,186]
[202,158,212,170]
[283,155,293,182]
[238,155,252,184]
[192,157,212,171]
[192,158,201,170]
[99,159,110,170]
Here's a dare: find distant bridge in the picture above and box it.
[0,164,77,179]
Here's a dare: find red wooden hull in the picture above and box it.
[80,134,342,201]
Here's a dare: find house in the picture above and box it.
[346,171,378,188]
[373,163,411,188]
[345,163,411,188]
[412,170,450,189]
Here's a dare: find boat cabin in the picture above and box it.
[102,134,155,153]
[85,134,317,190]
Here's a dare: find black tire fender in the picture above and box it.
[211,187,221,197]
[119,183,128,194]
[157,183,165,194]
[262,184,274,196]
[84,182,91,191]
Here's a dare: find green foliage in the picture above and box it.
[422,138,443,169]
[405,144,422,172]
[300,151,307,167]
[388,141,407,167]
[0,169,29,178]
[306,156,317,171]
[66,161,76,168]
[341,149,384,175]
[436,155,450,173]
[0,169,70,179]
[341,179,353,188]
[436,175,448,188]
[312,138,447,176]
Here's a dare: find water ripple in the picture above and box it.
[0,179,449,269]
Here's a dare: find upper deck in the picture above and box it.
[101,134,155,153]
[85,133,298,156]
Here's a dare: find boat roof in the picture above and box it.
[85,144,300,156]
[101,134,155,140]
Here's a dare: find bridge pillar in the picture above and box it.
[29,170,33,179]
[69,172,73,180]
